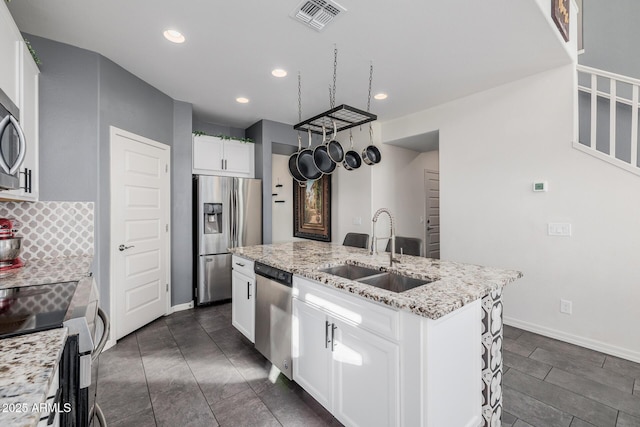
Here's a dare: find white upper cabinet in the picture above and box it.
[0,1,21,105]
[192,135,255,178]
[0,3,39,202]
[13,43,39,200]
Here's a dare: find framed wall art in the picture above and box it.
[552,0,570,42]
[293,176,331,242]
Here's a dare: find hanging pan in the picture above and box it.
[326,121,344,163]
[288,134,307,185]
[343,130,362,171]
[362,124,381,165]
[312,125,336,174]
[297,129,323,180]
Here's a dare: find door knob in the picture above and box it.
[119,244,135,251]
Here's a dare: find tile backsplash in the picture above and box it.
[0,201,94,260]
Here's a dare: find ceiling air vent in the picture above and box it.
[291,0,347,32]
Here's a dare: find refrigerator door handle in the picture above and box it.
[230,179,237,248]
[229,181,234,248]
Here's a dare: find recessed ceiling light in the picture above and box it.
[163,29,185,44]
[236,97,250,104]
[374,93,388,100]
[271,69,287,78]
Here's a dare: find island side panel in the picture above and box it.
[481,288,503,427]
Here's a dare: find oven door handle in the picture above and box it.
[92,307,110,362]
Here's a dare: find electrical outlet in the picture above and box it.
[560,299,572,314]
[352,217,362,225]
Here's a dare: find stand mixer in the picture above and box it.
[0,218,23,271]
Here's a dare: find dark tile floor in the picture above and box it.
[502,325,640,427]
[96,303,640,427]
[96,303,341,427]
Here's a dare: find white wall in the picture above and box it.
[369,142,440,252]
[330,129,373,244]
[380,63,640,362]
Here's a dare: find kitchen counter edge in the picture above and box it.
[230,241,522,320]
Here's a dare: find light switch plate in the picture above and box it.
[352,217,362,225]
[548,223,571,236]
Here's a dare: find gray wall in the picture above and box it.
[246,119,319,243]
[577,0,640,165]
[28,35,195,312]
[579,0,640,79]
[172,101,193,305]
[192,117,245,139]
[33,36,99,203]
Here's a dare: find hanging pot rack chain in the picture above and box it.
[331,45,337,109]
[367,62,373,113]
[294,47,376,135]
[367,62,374,135]
[297,73,303,149]
[298,72,302,124]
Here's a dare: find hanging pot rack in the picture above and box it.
[293,104,376,135]
[293,45,377,135]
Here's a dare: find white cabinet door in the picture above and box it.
[231,269,255,342]
[192,135,254,177]
[292,299,333,410]
[193,135,224,174]
[223,140,253,176]
[0,2,20,104]
[332,318,400,427]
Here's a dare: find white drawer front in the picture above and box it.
[231,255,254,278]
[293,276,399,341]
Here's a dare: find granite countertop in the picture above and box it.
[231,241,522,320]
[0,256,95,426]
[0,256,93,290]
[0,328,68,427]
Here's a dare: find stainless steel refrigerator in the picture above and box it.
[194,175,262,305]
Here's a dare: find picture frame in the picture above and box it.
[552,0,570,42]
[293,175,331,242]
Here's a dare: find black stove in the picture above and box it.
[0,281,78,339]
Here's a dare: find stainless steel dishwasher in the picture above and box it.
[254,262,293,379]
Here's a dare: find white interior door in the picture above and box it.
[110,127,170,340]
[424,169,440,259]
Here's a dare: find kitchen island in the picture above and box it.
[231,241,522,427]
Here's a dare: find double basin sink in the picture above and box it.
[319,264,432,293]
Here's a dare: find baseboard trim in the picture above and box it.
[504,316,640,363]
[169,301,194,314]
[103,339,117,353]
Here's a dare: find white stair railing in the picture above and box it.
[576,64,640,176]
